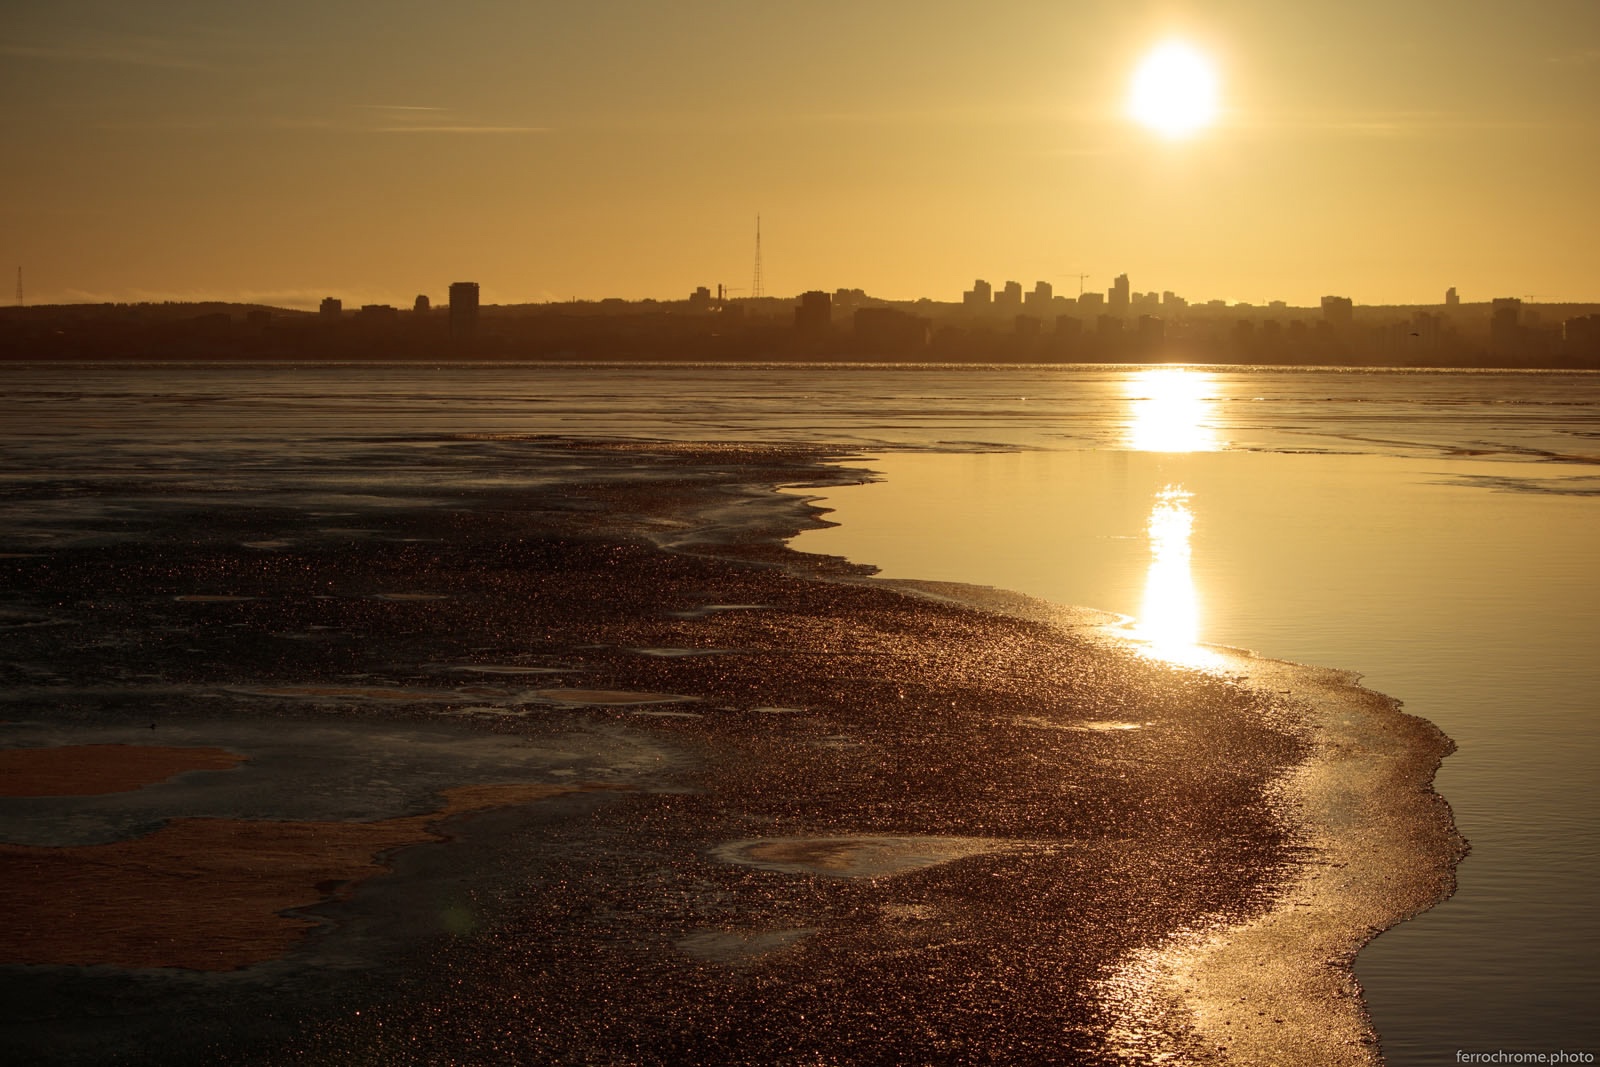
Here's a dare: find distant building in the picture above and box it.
[413,294,431,313]
[1261,318,1283,353]
[1015,315,1041,338]
[1490,297,1522,355]
[963,279,992,309]
[995,281,1023,310]
[1078,291,1105,309]
[854,307,930,354]
[1565,315,1600,361]
[1411,311,1442,350]
[688,286,713,312]
[795,290,832,335]
[319,297,342,318]
[1137,314,1165,346]
[1024,281,1053,312]
[1445,286,1460,309]
[1232,319,1256,352]
[1320,295,1354,326]
[1108,273,1130,311]
[449,282,480,338]
[1162,291,1187,311]
[357,303,399,321]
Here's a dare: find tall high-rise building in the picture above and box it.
[413,294,430,313]
[449,282,480,338]
[1108,273,1130,311]
[963,279,992,309]
[319,297,342,318]
[1025,281,1053,311]
[1445,286,1460,309]
[996,280,1023,310]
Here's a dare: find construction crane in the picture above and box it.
[1070,273,1091,296]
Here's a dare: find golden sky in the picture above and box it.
[4,1,1598,308]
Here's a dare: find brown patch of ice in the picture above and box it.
[0,781,618,971]
[0,744,244,797]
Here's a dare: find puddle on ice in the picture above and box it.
[225,685,499,703]
[1012,715,1151,732]
[712,836,1013,879]
[627,647,730,658]
[676,928,815,963]
[667,604,769,620]
[519,689,700,707]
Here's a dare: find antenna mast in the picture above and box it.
[15,267,21,306]
[750,215,763,301]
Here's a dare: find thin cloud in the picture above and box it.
[1546,47,1600,65]
[353,104,551,134]
[1231,109,1571,137]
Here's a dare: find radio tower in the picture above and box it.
[750,215,764,301]
[15,267,21,306]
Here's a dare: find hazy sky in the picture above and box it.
[5,1,1598,308]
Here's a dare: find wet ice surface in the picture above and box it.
[1,362,1596,1063]
[0,436,1333,1064]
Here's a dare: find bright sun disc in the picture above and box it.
[1127,41,1219,139]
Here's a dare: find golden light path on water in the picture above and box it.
[1126,368,1222,667]
[1134,486,1209,662]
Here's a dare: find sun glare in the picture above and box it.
[1127,40,1219,139]
[1126,368,1220,452]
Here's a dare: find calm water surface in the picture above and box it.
[2,362,1597,1062]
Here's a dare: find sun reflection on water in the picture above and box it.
[1134,486,1217,666]
[1126,368,1220,452]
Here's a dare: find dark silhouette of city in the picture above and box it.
[3,276,1597,368]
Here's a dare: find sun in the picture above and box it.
[1127,40,1220,139]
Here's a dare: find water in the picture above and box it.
[784,368,1600,1063]
[2,361,1597,1061]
